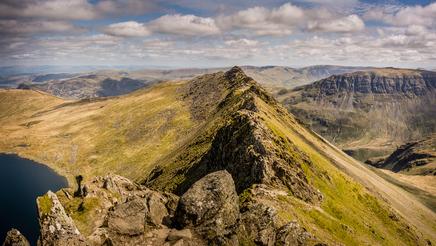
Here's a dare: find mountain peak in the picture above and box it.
[224,66,251,86]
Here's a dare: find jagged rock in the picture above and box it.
[37,191,87,246]
[107,197,146,236]
[144,191,179,228]
[239,202,279,245]
[2,229,30,246]
[175,170,240,242]
[237,186,317,246]
[275,221,315,246]
[201,110,322,203]
[101,175,138,195]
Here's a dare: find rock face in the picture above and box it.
[175,171,239,243]
[2,229,30,246]
[311,70,436,96]
[170,67,322,205]
[36,191,87,246]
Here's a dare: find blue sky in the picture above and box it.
[0,0,435,68]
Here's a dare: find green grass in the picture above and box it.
[57,191,102,236]
[256,98,424,245]
[37,194,53,216]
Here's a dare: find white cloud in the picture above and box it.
[217,3,367,35]
[307,14,365,32]
[405,25,428,36]
[0,20,82,34]
[149,14,220,36]
[104,21,151,37]
[95,0,159,16]
[365,2,436,28]
[217,3,304,36]
[0,0,96,20]
[224,39,259,47]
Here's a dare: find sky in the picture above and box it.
[0,0,435,68]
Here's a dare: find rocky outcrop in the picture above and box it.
[2,229,30,246]
[30,171,317,246]
[236,184,318,246]
[175,171,239,243]
[36,191,87,246]
[170,67,323,205]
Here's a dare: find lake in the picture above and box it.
[0,154,68,245]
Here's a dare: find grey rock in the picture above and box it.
[175,170,240,241]
[275,221,314,246]
[107,197,146,236]
[37,191,87,246]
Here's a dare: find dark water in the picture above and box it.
[0,154,68,245]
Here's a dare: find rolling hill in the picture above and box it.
[0,67,434,245]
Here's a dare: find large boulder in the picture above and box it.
[175,170,239,242]
[2,229,30,246]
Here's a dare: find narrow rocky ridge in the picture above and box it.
[148,67,322,205]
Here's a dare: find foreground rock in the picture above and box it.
[2,229,30,246]
[175,171,239,243]
[37,191,87,245]
[17,171,319,245]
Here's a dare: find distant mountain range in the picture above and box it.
[2,65,372,99]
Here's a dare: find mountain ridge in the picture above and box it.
[0,67,435,245]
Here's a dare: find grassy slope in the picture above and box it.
[0,70,435,244]
[256,97,435,245]
[0,83,202,183]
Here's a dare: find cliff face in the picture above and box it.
[280,68,436,161]
[312,70,436,96]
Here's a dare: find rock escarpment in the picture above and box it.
[306,69,436,97]
[27,171,316,246]
[280,68,436,161]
